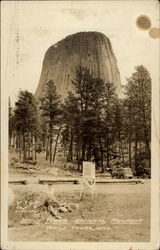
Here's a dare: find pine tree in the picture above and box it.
[62,92,79,162]
[124,65,151,172]
[99,82,118,170]
[39,80,62,164]
[14,90,38,161]
[71,66,107,164]
[63,66,118,172]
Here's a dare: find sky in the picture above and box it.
[1,0,159,105]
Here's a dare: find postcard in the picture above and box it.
[1,1,160,249]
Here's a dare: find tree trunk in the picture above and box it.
[9,133,12,149]
[46,136,49,160]
[42,134,45,151]
[12,134,15,148]
[31,134,34,160]
[19,133,21,160]
[82,137,86,161]
[35,134,37,161]
[87,145,92,161]
[121,140,124,164]
[129,141,132,168]
[53,126,62,163]
[106,129,109,169]
[28,131,31,159]
[49,119,53,164]
[129,132,132,169]
[23,132,26,163]
[118,139,121,158]
[134,133,138,171]
[67,126,74,162]
[16,136,19,154]
[145,140,151,167]
[77,140,81,171]
[99,137,104,172]
[70,127,73,162]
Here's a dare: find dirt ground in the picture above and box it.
[8,150,151,242]
[8,180,150,242]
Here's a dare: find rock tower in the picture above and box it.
[35,31,121,99]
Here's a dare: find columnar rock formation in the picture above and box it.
[35,31,121,99]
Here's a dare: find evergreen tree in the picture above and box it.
[39,80,62,164]
[71,66,106,164]
[14,90,38,161]
[63,66,117,171]
[99,82,118,170]
[62,92,79,162]
[124,65,151,172]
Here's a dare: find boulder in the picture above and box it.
[70,203,79,210]
[67,204,72,212]
[59,206,68,213]
[48,206,59,216]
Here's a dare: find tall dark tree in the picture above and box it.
[121,97,134,169]
[62,92,79,162]
[63,66,118,172]
[71,66,107,164]
[14,90,38,161]
[99,82,118,170]
[39,80,62,164]
[124,65,151,171]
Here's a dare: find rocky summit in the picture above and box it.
[35,31,121,99]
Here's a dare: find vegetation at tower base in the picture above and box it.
[9,65,151,177]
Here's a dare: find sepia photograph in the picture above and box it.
[1,0,160,249]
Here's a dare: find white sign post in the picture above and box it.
[80,161,96,199]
